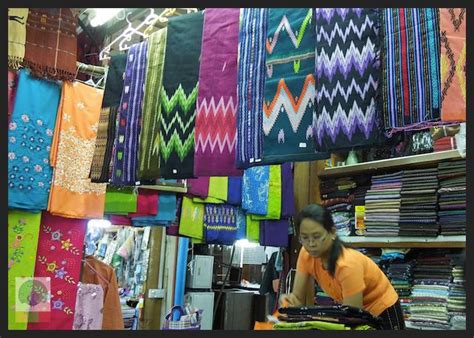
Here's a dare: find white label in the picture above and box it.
[255,158,262,163]
[173,169,178,174]
[249,158,255,163]
[299,142,307,148]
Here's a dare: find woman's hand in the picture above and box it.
[279,293,302,307]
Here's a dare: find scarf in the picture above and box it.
[8,8,29,69]
[440,8,466,122]
[263,8,329,163]
[8,69,61,211]
[8,210,41,330]
[381,8,441,128]
[179,196,205,240]
[8,70,18,122]
[131,192,177,226]
[236,8,268,168]
[73,283,104,330]
[259,219,289,247]
[23,8,77,81]
[28,212,87,330]
[227,176,243,206]
[159,12,204,179]
[112,41,148,185]
[251,165,282,220]
[104,186,138,215]
[187,177,210,199]
[204,204,238,245]
[242,165,270,215]
[102,53,127,108]
[138,28,167,180]
[314,8,383,151]
[48,81,106,219]
[194,8,242,176]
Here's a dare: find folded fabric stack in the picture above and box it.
[399,167,439,237]
[352,176,371,236]
[315,285,336,306]
[437,160,466,235]
[364,172,402,237]
[122,304,137,330]
[434,136,456,152]
[447,255,465,330]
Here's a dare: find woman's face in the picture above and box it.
[299,218,334,257]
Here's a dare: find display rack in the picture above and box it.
[339,235,466,248]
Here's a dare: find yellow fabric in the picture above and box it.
[251,165,282,220]
[179,196,205,240]
[246,215,260,242]
[193,176,228,204]
[8,8,29,68]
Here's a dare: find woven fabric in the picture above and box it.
[179,196,205,240]
[90,106,116,182]
[8,8,29,69]
[204,204,238,245]
[160,12,204,179]
[227,176,243,206]
[127,189,159,217]
[259,219,289,247]
[187,177,210,199]
[8,70,18,123]
[440,8,466,122]
[251,165,282,220]
[112,41,148,185]
[8,69,61,211]
[138,28,168,180]
[131,192,177,226]
[381,8,441,128]
[314,8,383,151]
[193,177,228,204]
[101,53,127,108]
[23,9,77,81]
[280,162,295,218]
[246,215,260,242]
[236,8,268,168]
[104,186,138,215]
[194,8,242,176]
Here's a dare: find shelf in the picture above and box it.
[339,235,465,248]
[318,150,463,178]
[139,184,187,194]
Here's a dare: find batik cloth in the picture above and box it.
[251,165,282,220]
[204,204,238,245]
[28,212,87,330]
[104,186,138,215]
[48,81,106,219]
[227,176,243,206]
[160,12,204,179]
[8,8,29,69]
[263,8,328,163]
[8,70,18,122]
[138,28,167,180]
[440,8,466,122]
[242,166,270,215]
[72,283,104,330]
[112,41,148,185]
[194,8,242,176]
[236,8,268,168]
[23,8,77,81]
[8,68,61,211]
[131,193,177,226]
[381,8,441,128]
[259,219,289,247]
[187,177,210,199]
[179,196,205,240]
[8,210,41,330]
[314,8,383,151]
[101,53,127,108]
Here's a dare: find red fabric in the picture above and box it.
[28,212,87,330]
[128,188,158,217]
[108,214,132,226]
[434,136,456,152]
[8,71,17,122]
[399,9,410,117]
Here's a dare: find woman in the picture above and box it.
[281,204,405,330]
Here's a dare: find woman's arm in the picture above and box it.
[279,271,312,306]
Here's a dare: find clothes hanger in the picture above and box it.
[82,256,111,286]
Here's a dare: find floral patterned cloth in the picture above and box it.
[73,283,104,330]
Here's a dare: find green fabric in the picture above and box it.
[251,165,282,220]
[179,196,204,240]
[273,320,349,330]
[138,28,168,180]
[246,215,260,242]
[193,177,228,204]
[104,186,138,214]
[8,210,41,330]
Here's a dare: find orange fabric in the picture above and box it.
[296,246,398,316]
[48,81,107,218]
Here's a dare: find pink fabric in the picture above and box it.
[128,188,158,217]
[28,212,87,330]
[8,71,17,122]
[73,283,104,330]
[108,215,132,226]
[187,177,210,199]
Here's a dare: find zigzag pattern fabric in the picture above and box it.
[159,12,204,179]
[194,9,242,176]
[236,8,268,168]
[313,8,383,152]
[381,8,441,128]
[263,8,329,163]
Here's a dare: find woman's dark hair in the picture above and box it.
[295,204,344,277]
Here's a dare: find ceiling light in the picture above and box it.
[89,8,123,27]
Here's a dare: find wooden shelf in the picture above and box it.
[139,184,187,194]
[339,235,465,248]
[318,150,463,178]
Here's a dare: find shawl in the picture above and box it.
[242,165,270,215]
[236,8,268,168]
[48,81,107,219]
[314,8,383,151]
[259,219,289,247]
[131,192,177,226]
[104,186,138,215]
[127,189,159,217]
[194,8,242,176]
[8,8,29,69]
[179,196,205,240]
[187,177,210,199]
[159,12,204,179]
[8,70,18,122]
[246,215,260,242]
[227,176,243,206]
[263,8,329,163]
[23,8,77,81]
[138,28,168,180]
[251,165,282,220]
[8,210,41,330]
[440,8,466,122]
[8,69,61,211]
[73,283,104,330]
[101,53,127,108]
[112,41,148,185]
[381,8,441,128]
[193,177,228,204]
[28,212,87,330]
[204,204,238,245]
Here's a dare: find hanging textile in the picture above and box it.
[104,186,138,215]
[8,8,29,69]
[242,166,270,215]
[263,8,328,163]
[8,70,18,122]
[251,165,282,220]
[194,8,242,176]
[159,12,204,179]
[112,41,148,185]
[48,81,106,219]
[204,204,238,245]
[259,219,289,247]
[131,192,177,226]
[313,8,383,152]
[102,53,127,108]
[72,283,104,330]
[193,176,228,204]
[440,8,466,122]
[23,8,77,81]
[280,162,295,218]
[187,177,210,199]
[227,176,243,206]
[246,215,260,242]
[28,212,87,330]
[8,210,41,330]
[8,68,61,211]
[381,8,441,128]
[236,8,268,168]
[127,189,159,217]
[179,196,205,240]
[236,208,247,240]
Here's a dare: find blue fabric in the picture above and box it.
[204,204,237,245]
[242,166,270,215]
[131,193,177,226]
[8,69,61,211]
[227,176,242,206]
[235,207,247,240]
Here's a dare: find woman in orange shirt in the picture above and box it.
[280,204,405,330]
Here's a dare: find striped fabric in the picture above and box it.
[381,8,441,128]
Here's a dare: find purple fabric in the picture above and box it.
[193,8,242,177]
[259,219,289,247]
[187,177,210,199]
[73,283,104,330]
[227,176,242,205]
[280,163,295,218]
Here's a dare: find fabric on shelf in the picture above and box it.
[8,8,29,69]
[72,283,104,330]
[104,186,138,215]
[227,176,243,206]
[193,176,228,204]
[127,189,159,217]
[187,177,210,199]
[179,196,205,240]
[131,192,177,226]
